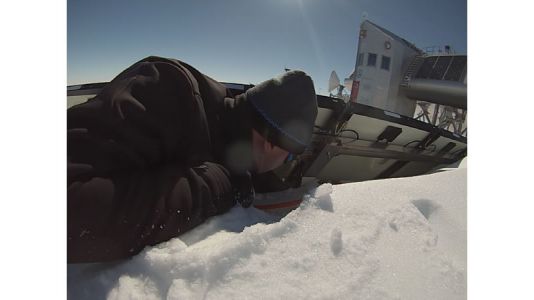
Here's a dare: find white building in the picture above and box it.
[349,20,422,117]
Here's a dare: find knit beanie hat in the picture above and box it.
[244,70,318,154]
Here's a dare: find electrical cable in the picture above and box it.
[403,140,421,148]
[312,128,360,145]
[338,129,359,141]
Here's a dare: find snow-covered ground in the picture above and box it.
[68,162,466,300]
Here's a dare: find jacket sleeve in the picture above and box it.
[67,57,213,182]
[67,161,237,263]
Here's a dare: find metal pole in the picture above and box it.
[432,104,440,125]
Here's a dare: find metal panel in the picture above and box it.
[388,161,437,178]
[317,156,396,182]
[304,142,457,182]
[431,136,467,155]
[344,114,430,146]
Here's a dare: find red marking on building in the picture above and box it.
[350,80,360,103]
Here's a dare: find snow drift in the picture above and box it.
[68,165,466,299]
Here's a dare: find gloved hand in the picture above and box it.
[231,171,255,208]
[193,163,255,210]
[192,162,234,213]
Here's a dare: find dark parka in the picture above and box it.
[67,56,254,263]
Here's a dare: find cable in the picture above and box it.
[403,140,421,148]
[337,129,359,145]
[338,129,359,140]
[403,140,437,152]
[334,120,349,135]
[312,129,360,145]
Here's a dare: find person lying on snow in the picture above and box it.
[67,56,318,263]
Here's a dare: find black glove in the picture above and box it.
[231,171,255,208]
[193,163,255,210]
[193,162,234,213]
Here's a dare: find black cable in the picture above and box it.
[403,140,421,148]
[312,129,360,145]
[338,129,359,141]
[403,140,437,152]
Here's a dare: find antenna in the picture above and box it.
[328,70,349,100]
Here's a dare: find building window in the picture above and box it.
[381,55,391,71]
[367,53,377,67]
[357,53,364,66]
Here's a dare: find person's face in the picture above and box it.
[251,129,290,173]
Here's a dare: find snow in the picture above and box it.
[68,165,466,299]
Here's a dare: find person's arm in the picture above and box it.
[67,161,238,263]
[67,57,242,263]
[67,57,213,181]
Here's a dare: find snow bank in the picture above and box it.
[68,168,466,299]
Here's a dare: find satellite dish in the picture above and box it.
[328,71,341,93]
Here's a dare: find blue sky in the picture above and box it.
[68,0,466,95]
